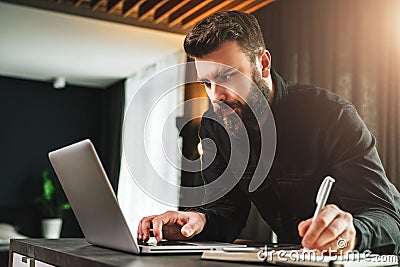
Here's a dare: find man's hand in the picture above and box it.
[298,204,356,253]
[137,210,206,242]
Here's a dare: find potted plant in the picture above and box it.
[36,170,71,238]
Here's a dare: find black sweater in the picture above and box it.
[193,70,400,254]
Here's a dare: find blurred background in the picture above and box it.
[0,0,399,265]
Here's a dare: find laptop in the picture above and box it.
[48,139,244,254]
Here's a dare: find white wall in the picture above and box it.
[0,2,185,88]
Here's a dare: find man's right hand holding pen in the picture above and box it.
[298,176,357,253]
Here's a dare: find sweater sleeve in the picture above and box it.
[324,103,400,254]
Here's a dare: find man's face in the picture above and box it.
[195,40,271,137]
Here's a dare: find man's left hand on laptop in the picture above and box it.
[137,210,206,243]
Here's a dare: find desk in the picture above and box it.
[9,239,273,267]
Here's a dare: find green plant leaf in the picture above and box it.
[43,176,54,201]
[62,203,71,210]
[37,170,71,218]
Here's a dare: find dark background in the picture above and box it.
[254,0,400,189]
[0,76,124,237]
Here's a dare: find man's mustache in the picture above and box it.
[213,101,243,112]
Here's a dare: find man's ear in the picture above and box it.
[259,50,271,78]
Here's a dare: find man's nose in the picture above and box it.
[210,83,227,102]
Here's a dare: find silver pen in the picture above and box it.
[312,176,335,221]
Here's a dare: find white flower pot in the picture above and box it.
[42,218,63,238]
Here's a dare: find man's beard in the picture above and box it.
[213,66,271,138]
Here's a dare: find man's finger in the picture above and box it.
[302,204,340,248]
[181,222,198,237]
[152,215,172,242]
[141,216,155,241]
[137,220,142,240]
[319,229,353,253]
[180,212,206,237]
[298,218,312,237]
[314,212,352,248]
[137,216,155,241]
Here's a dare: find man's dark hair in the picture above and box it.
[184,11,266,60]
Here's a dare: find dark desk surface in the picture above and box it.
[10,238,273,267]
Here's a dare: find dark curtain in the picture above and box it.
[98,80,125,193]
[254,0,400,189]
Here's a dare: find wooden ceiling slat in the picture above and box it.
[198,0,251,13]
[138,0,168,21]
[107,0,123,14]
[74,0,84,7]
[181,0,233,30]
[154,0,189,24]
[228,0,256,11]
[243,0,275,13]
[122,0,145,17]
[168,0,212,28]
[91,0,104,11]
[24,0,273,34]
[164,0,199,26]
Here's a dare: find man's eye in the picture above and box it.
[220,73,232,82]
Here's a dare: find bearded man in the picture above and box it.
[137,11,400,254]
